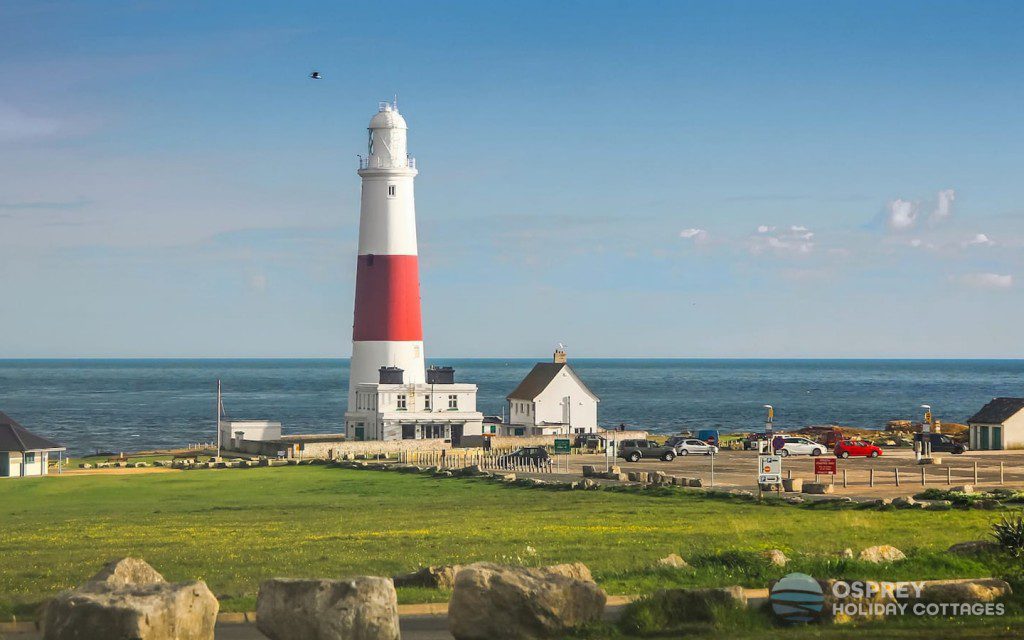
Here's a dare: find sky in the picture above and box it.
[1,0,1022,358]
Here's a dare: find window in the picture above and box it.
[514,428,525,436]
[387,184,397,198]
[25,452,35,464]
[448,394,458,410]
[402,424,416,440]
[425,395,431,410]
[397,394,407,410]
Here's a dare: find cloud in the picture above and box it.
[930,189,956,224]
[0,103,60,141]
[887,198,918,231]
[249,274,268,292]
[953,273,1013,290]
[966,233,994,247]
[750,225,815,255]
[679,228,708,243]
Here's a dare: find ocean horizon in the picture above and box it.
[2,358,1022,455]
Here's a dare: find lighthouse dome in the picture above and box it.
[369,103,407,130]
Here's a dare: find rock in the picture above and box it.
[948,540,1003,555]
[582,478,597,490]
[785,496,805,505]
[609,465,621,475]
[657,554,690,569]
[614,473,629,482]
[393,566,461,590]
[763,549,789,567]
[501,473,517,482]
[782,478,803,492]
[582,465,597,477]
[256,577,399,640]
[641,587,746,623]
[448,563,606,640]
[42,558,217,640]
[858,545,906,563]
[821,578,890,624]
[79,463,93,469]
[686,478,702,488]
[892,495,916,507]
[86,558,166,590]
[926,500,953,510]
[973,499,1002,510]
[543,563,594,583]
[917,579,1012,604]
[838,548,854,559]
[626,472,642,482]
[802,482,833,494]
[952,485,975,493]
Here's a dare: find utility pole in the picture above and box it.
[216,379,222,460]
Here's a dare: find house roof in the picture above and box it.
[966,398,1024,425]
[0,412,65,452]
[506,362,599,402]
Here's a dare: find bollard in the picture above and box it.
[921,467,926,486]
[974,461,978,485]
[1000,462,1004,485]
[947,466,951,485]
[895,467,900,487]
[869,468,874,487]
[843,469,848,488]
[787,469,792,480]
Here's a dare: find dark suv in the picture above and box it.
[497,447,551,467]
[616,439,676,462]
[921,433,968,455]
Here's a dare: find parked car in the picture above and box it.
[777,437,826,457]
[497,447,551,467]
[834,439,882,458]
[920,433,968,455]
[617,439,677,462]
[666,436,718,456]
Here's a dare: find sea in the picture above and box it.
[1,359,1022,456]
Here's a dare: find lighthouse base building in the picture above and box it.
[344,366,484,444]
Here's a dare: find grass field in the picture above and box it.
[0,465,1019,622]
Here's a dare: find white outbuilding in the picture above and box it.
[966,397,1024,450]
[505,349,600,436]
[0,412,66,478]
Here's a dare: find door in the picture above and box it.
[451,424,463,447]
[0,452,8,477]
[355,427,365,441]
[993,426,1003,450]
[980,426,990,450]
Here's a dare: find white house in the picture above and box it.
[505,349,600,436]
[345,366,484,445]
[0,412,66,478]
[220,420,282,450]
[966,397,1024,450]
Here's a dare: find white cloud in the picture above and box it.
[887,198,918,231]
[679,228,708,243]
[249,274,268,292]
[930,188,956,224]
[0,103,60,141]
[954,272,1013,290]
[750,225,815,255]
[757,225,775,234]
[966,233,994,247]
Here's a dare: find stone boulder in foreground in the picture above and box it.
[256,577,400,640]
[448,562,607,640]
[42,558,218,640]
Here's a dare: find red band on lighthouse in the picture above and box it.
[352,254,423,341]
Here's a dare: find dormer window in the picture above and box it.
[387,184,397,198]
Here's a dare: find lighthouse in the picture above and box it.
[344,101,483,442]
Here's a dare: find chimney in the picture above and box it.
[553,348,567,364]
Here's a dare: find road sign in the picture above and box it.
[554,438,571,454]
[758,454,782,484]
[814,457,837,475]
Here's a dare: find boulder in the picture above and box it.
[448,562,606,640]
[952,485,975,494]
[79,463,93,469]
[802,483,833,495]
[892,495,916,508]
[657,554,690,569]
[782,478,803,492]
[581,465,597,477]
[609,465,621,475]
[838,548,854,559]
[917,579,1012,604]
[686,478,703,488]
[948,540,1003,555]
[393,565,460,590]
[256,577,399,640]
[543,563,594,583]
[582,478,598,490]
[785,496,805,505]
[858,545,906,563]
[821,578,891,624]
[501,473,517,482]
[42,558,217,640]
[763,549,789,567]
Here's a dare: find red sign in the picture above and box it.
[814,457,837,475]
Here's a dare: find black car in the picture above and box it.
[497,447,551,467]
[616,439,676,462]
[921,433,968,455]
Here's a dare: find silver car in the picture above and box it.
[672,438,719,456]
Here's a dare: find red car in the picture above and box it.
[834,439,882,459]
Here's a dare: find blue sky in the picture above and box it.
[1,0,1022,358]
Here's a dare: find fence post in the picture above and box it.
[843,469,848,488]
[869,468,874,487]
[895,467,900,487]
[947,466,951,485]
[1000,462,1004,485]
[921,467,926,486]
[974,461,978,485]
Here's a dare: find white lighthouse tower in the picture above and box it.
[344,101,483,442]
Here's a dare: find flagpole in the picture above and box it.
[216,379,222,460]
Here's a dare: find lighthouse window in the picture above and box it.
[448,394,459,410]
[387,184,397,198]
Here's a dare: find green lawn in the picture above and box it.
[0,466,1017,621]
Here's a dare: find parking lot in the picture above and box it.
[556,448,1024,499]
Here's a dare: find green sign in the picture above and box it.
[554,438,571,454]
